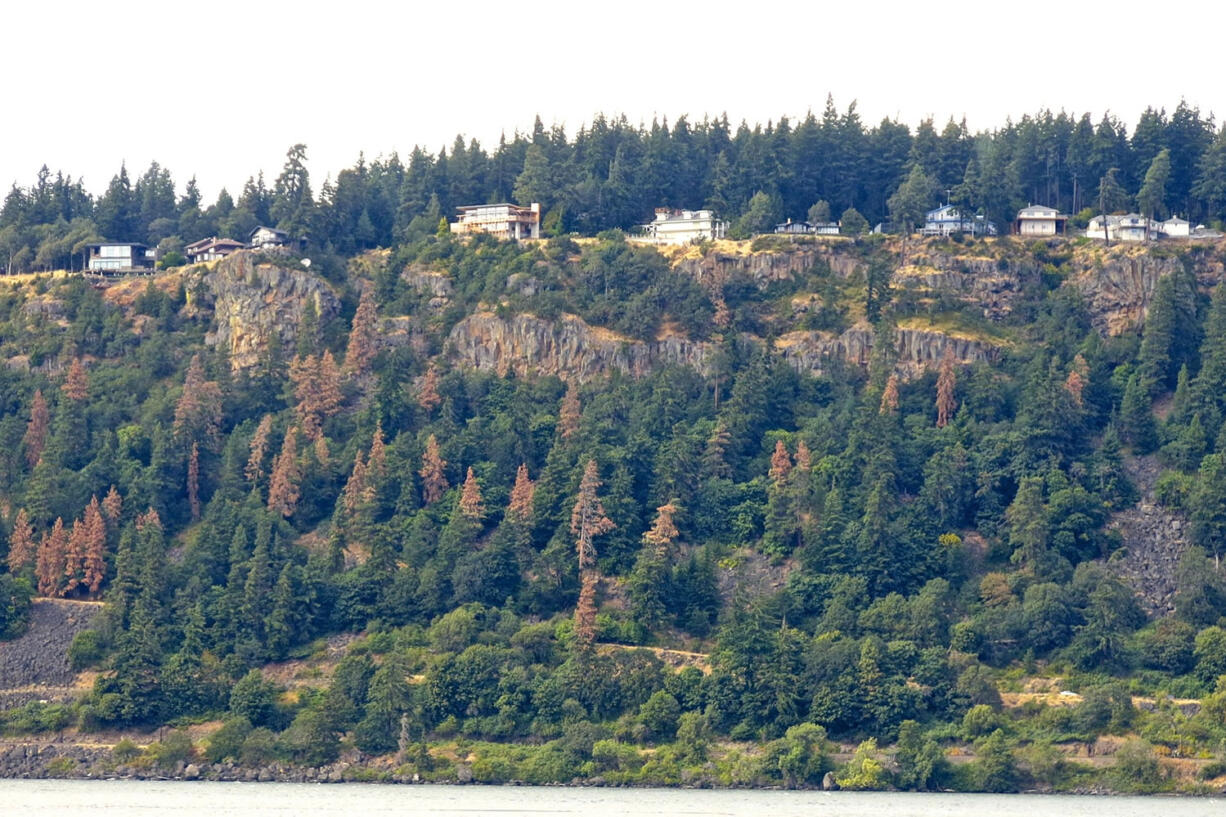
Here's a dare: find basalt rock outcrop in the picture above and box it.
[447,312,714,381]
[187,251,341,370]
[1063,243,1226,335]
[896,249,1041,320]
[0,599,99,708]
[775,320,1002,379]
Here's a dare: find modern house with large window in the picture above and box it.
[185,236,247,264]
[922,204,996,237]
[85,242,156,272]
[450,203,541,241]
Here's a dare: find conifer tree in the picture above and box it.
[935,349,957,427]
[187,442,202,521]
[82,497,108,595]
[23,389,49,468]
[5,508,36,573]
[419,434,449,505]
[701,422,732,480]
[345,286,378,375]
[642,501,680,556]
[769,440,792,483]
[267,427,301,517]
[1064,355,1088,407]
[36,517,68,597]
[879,374,900,414]
[245,415,274,484]
[458,467,485,521]
[1120,372,1159,453]
[558,381,581,440]
[1137,274,1176,396]
[290,352,343,442]
[506,463,535,525]
[62,358,89,402]
[417,363,442,414]
[102,485,123,530]
[63,516,88,595]
[173,354,223,446]
[571,459,615,646]
[367,422,387,484]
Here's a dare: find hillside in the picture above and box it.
[1,231,1226,794]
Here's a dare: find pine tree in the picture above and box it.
[23,389,49,468]
[574,571,599,645]
[571,459,616,571]
[187,442,202,521]
[245,415,274,484]
[558,381,581,440]
[36,517,68,597]
[102,485,123,529]
[642,501,680,557]
[367,422,387,484]
[345,286,378,375]
[701,422,732,480]
[935,349,957,427]
[290,352,343,442]
[769,440,792,483]
[1137,274,1176,396]
[417,363,442,414]
[879,373,900,414]
[1120,372,1159,453]
[173,353,223,446]
[457,467,485,521]
[507,463,535,525]
[6,509,36,573]
[82,496,108,595]
[1064,355,1088,407]
[62,358,89,402]
[63,516,88,595]
[267,427,301,517]
[419,434,449,505]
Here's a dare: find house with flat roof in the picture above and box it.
[774,219,840,236]
[450,203,541,241]
[1015,205,1068,236]
[85,242,155,272]
[185,236,247,264]
[642,208,728,244]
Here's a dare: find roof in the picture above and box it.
[249,225,289,239]
[1164,216,1189,224]
[185,236,246,251]
[454,202,535,212]
[84,242,147,249]
[1018,205,1060,217]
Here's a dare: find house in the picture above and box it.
[249,225,294,251]
[775,219,812,235]
[1087,213,1185,241]
[642,208,729,244]
[814,222,840,236]
[1161,216,1190,238]
[1014,205,1067,236]
[922,204,995,237]
[184,236,246,264]
[85,242,155,272]
[450,203,541,241]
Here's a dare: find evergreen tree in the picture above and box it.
[419,434,449,505]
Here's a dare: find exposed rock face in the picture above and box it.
[1107,455,1188,615]
[190,251,341,369]
[1065,243,1226,335]
[447,312,714,381]
[672,246,852,289]
[402,265,454,312]
[0,599,99,708]
[775,321,1002,379]
[896,250,1040,320]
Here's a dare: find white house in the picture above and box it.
[922,204,995,237]
[775,219,812,235]
[642,208,728,244]
[1086,214,1164,241]
[450,203,541,241]
[85,242,155,272]
[1161,216,1190,238]
[1015,205,1067,236]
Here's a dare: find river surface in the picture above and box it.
[0,780,1222,816]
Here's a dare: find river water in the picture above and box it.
[0,780,1221,816]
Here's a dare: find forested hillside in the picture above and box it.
[1,107,1226,793]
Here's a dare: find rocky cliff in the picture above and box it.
[0,599,99,708]
[775,320,1003,379]
[447,312,714,381]
[186,251,341,370]
[1063,243,1226,335]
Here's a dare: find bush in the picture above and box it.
[68,630,105,671]
[112,738,141,763]
[204,717,252,763]
[1154,471,1195,509]
[148,730,194,769]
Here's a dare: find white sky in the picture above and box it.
[6,0,1223,202]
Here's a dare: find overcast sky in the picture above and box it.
[6,1,1223,202]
